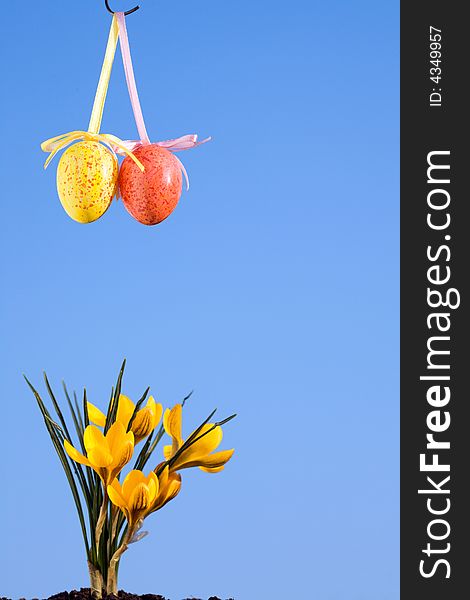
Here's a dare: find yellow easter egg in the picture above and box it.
[56,141,118,223]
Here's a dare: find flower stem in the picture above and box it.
[106,526,135,596]
[108,504,119,558]
[95,488,108,553]
[88,561,104,600]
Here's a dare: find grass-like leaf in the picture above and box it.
[73,391,85,434]
[44,372,73,442]
[127,386,150,432]
[63,383,86,453]
[25,376,91,556]
[182,390,193,406]
[105,360,126,433]
[83,390,90,429]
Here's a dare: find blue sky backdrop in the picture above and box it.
[0,1,398,598]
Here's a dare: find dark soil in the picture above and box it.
[4,590,234,600]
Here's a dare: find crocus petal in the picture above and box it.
[109,441,134,481]
[193,449,234,471]
[147,396,163,429]
[162,408,170,433]
[87,445,114,468]
[108,481,127,510]
[122,469,147,501]
[157,465,169,489]
[86,402,106,427]
[84,425,108,453]
[181,424,223,461]
[163,405,183,447]
[166,474,182,502]
[108,480,131,522]
[106,421,127,455]
[129,482,151,512]
[109,477,124,495]
[131,408,153,441]
[64,440,91,467]
[146,471,159,502]
[199,465,226,473]
[154,472,182,510]
[163,444,173,460]
[116,394,135,428]
[147,480,157,504]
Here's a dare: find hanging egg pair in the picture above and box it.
[41,11,209,226]
[54,137,186,226]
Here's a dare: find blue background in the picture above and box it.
[0,1,398,598]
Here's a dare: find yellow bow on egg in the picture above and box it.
[41,130,144,171]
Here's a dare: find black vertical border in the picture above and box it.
[401,3,469,599]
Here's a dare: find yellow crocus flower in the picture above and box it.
[64,422,134,487]
[163,404,234,473]
[87,394,162,443]
[107,467,181,529]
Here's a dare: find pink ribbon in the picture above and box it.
[115,12,210,189]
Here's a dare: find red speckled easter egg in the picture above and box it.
[118,144,183,225]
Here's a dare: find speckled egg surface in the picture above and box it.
[56,141,118,223]
[118,144,183,226]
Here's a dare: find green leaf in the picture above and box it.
[139,424,166,471]
[83,389,90,428]
[104,386,115,431]
[73,391,85,433]
[182,390,193,407]
[127,386,150,432]
[25,376,91,557]
[63,383,86,453]
[63,383,95,495]
[133,429,154,470]
[44,372,74,443]
[40,378,93,509]
[105,360,126,433]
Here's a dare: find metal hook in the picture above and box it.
[105,0,140,16]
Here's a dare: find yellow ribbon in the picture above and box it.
[41,15,144,172]
[88,13,119,135]
[41,130,144,171]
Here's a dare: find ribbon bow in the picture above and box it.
[41,131,145,171]
[112,134,211,189]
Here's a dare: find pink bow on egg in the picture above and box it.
[112,135,211,190]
